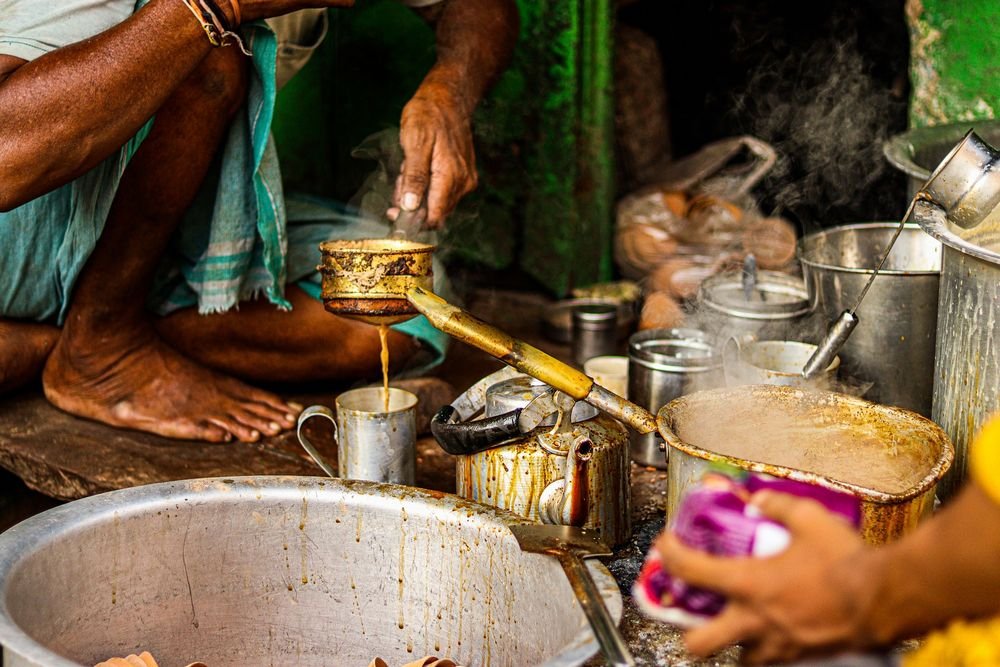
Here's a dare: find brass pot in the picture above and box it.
[657,385,954,545]
[319,238,434,324]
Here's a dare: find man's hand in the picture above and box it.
[657,491,875,664]
[394,83,478,228]
[388,0,517,229]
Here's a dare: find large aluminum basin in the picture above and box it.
[0,477,621,667]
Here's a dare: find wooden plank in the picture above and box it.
[0,377,457,501]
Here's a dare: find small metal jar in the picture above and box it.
[695,270,812,343]
[627,328,722,467]
[572,303,619,365]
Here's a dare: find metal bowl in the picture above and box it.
[0,477,621,667]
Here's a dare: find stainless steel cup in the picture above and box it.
[627,328,722,468]
[723,337,840,389]
[297,387,418,485]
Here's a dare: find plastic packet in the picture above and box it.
[633,466,860,627]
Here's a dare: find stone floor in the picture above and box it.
[0,289,738,665]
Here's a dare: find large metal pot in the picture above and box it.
[657,385,954,545]
[884,120,1000,200]
[0,477,621,667]
[798,223,942,416]
[913,200,1000,499]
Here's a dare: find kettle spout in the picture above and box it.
[539,436,594,526]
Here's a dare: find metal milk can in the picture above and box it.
[431,368,632,546]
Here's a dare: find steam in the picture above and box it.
[730,30,907,235]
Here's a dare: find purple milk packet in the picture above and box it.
[633,467,860,627]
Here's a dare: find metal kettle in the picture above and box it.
[431,368,632,546]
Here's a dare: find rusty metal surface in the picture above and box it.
[319,238,434,324]
[657,385,954,545]
[456,415,632,546]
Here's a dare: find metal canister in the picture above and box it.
[572,303,619,365]
[627,328,722,467]
[695,270,812,343]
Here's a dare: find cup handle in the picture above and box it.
[296,405,338,478]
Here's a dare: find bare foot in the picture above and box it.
[0,320,60,394]
[42,325,299,443]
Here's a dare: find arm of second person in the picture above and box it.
[658,483,1000,664]
[395,0,519,227]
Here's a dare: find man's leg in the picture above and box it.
[0,321,59,393]
[155,285,419,383]
[43,46,298,443]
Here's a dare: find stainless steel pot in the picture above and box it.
[0,478,622,667]
[657,386,954,545]
[627,329,722,468]
[913,200,1000,499]
[798,223,942,416]
[694,270,813,343]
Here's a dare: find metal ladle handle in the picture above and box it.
[556,551,636,667]
[406,286,659,435]
[802,310,858,379]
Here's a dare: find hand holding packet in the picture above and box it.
[633,466,861,627]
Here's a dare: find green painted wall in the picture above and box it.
[907,0,1000,127]
[271,0,615,295]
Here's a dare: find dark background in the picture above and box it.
[617,0,911,237]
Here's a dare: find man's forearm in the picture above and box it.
[417,0,518,116]
[0,0,237,210]
[857,483,1000,645]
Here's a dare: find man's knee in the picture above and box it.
[185,47,249,117]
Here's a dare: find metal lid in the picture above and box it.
[484,376,598,422]
[572,304,618,329]
[698,270,810,320]
[628,328,719,372]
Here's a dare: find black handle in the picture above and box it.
[430,405,525,455]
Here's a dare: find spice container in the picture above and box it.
[627,329,722,467]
